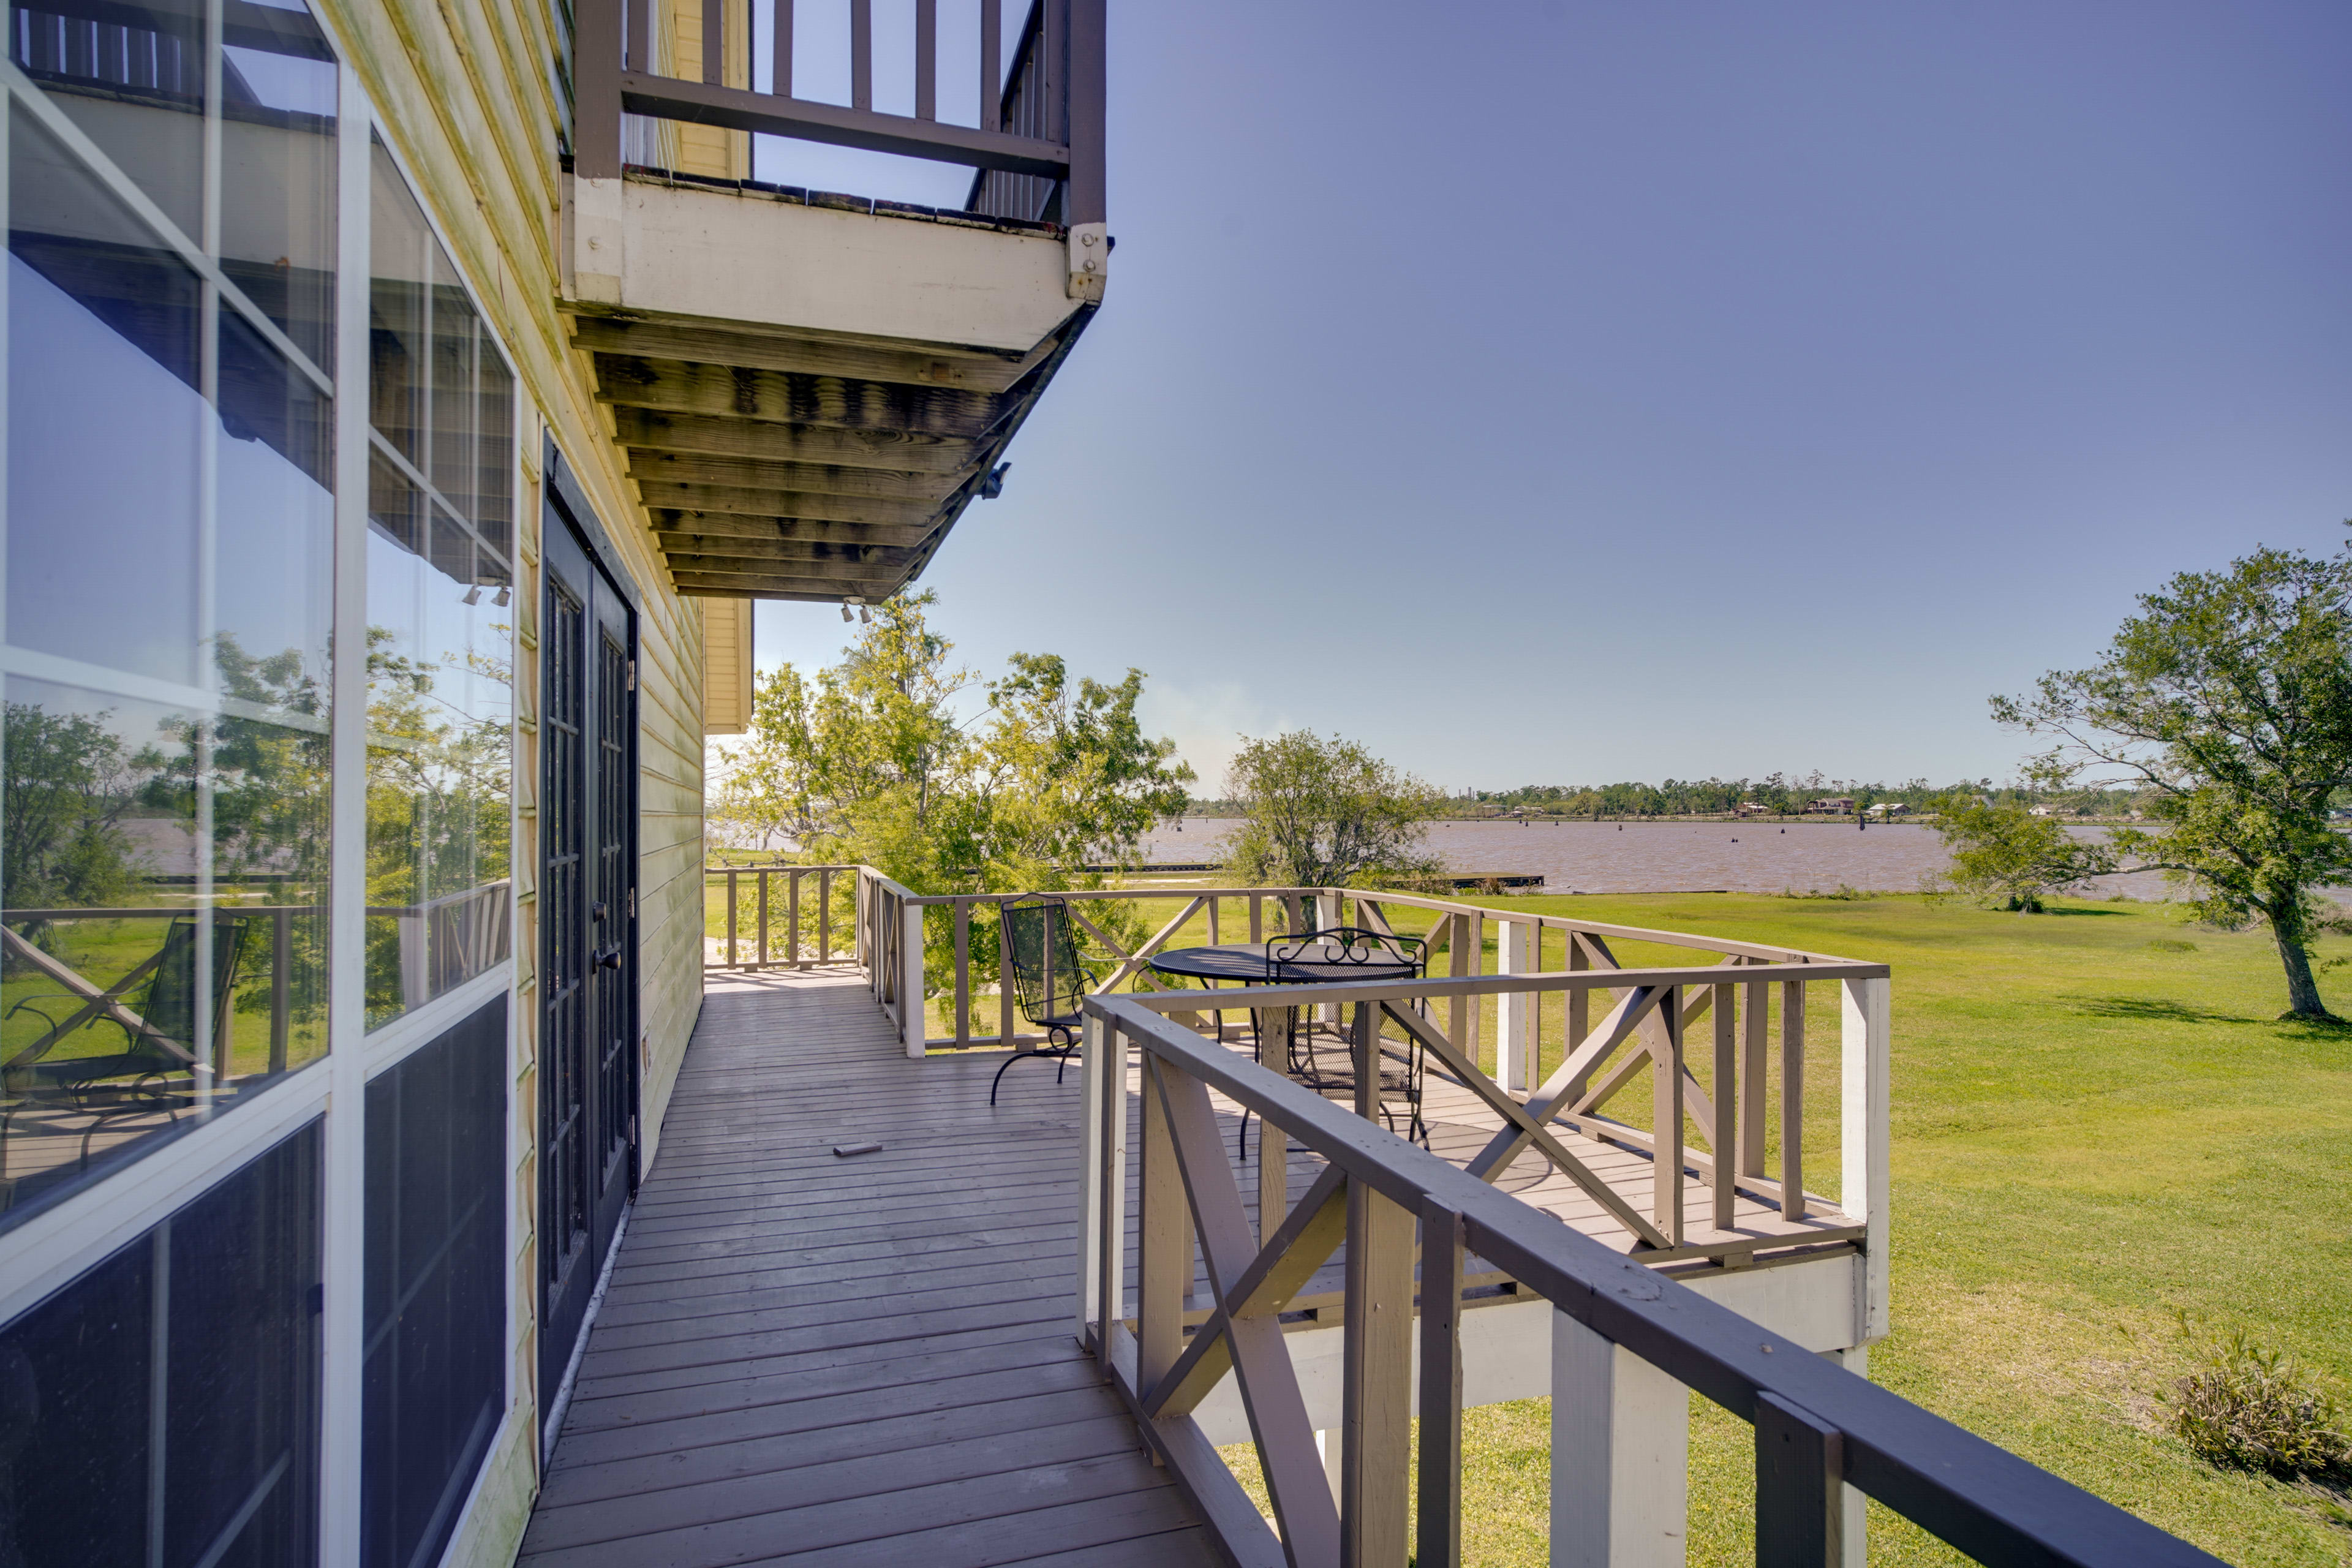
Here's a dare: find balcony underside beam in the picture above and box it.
[569,315,1041,394]
[658,522,938,556]
[625,451,949,501]
[608,406,978,474]
[591,353,1014,440]
[647,490,940,528]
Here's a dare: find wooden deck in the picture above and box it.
[519,967,1221,1568]
[521,967,1861,1567]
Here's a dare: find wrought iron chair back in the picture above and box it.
[991,898,1097,1104]
[1257,926,1430,1148]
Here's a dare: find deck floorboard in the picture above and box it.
[521,968,1205,1568]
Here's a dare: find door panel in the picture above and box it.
[538,496,638,1427]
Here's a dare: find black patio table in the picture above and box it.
[1148,941,1425,1152]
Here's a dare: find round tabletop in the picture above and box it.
[1148,941,1423,986]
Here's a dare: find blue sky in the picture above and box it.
[746,1,2352,793]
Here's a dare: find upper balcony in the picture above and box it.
[562,0,1104,603]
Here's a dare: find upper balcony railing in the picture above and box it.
[571,0,1104,228]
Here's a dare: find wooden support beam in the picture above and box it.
[673,568,913,597]
[1417,1199,1465,1568]
[650,508,938,546]
[624,450,960,500]
[641,483,941,526]
[657,536,918,572]
[592,353,1011,439]
[1342,1174,1414,1564]
[570,312,1049,393]
[609,405,978,473]
[665,549,908,583]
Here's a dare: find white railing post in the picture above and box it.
[902,896,925,1058]
[1838,974,1888,1568]
[1495,917,1531,1093]
[1840,976,1890,1342]
[1075,1011,1103,1340]
[1095,1019,1129,1378]
[1551,1313,1689,1568]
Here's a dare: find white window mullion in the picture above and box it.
[317,59,375,1568]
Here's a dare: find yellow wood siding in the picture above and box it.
[310,0,709,1551]
[701,596,755,734]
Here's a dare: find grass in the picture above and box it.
[1195,890,2352,1564]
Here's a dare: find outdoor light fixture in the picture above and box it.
[492,585,511,606]
[858,603,870,624]
[841,600,854,622]
[461,584,483,605]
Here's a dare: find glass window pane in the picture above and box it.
[366,148,513,1031]
[475,353,514,569]
[9,0,206,244]
[218,11,338,374]
[368,137,430,470]
[362,998,505,1568]
[0,1120,322,1568]
[428,246,476,524]
[363,473,511,1028]
[8,100,203,687]
[0,678,327,1227]
[3,72,336,1228]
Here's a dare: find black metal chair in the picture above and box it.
[1243,927,1429,1158]
[992,898,1104,1106]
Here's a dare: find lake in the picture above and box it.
[1140,818,2186,899]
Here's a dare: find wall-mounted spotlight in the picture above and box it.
[461,584,483,605]
[858,602,870,624]
[492,585,511,607]
[841,600,854,622]
[978,462,1011,500]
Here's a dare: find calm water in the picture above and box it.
[1142,818,2183,899]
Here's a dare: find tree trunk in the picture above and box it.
[2268,907,2337,1020]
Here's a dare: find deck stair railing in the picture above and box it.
[572,0,1106,228]
[1081,987,2226,1568]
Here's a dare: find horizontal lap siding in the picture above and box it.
[315,0,710,1558]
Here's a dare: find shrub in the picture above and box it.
[2167,1327,2352,1480]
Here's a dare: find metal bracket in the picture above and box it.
[1067,222,1108,301]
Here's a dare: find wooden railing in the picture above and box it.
[706,863,853,970]
[1080,984,2223,1568]
[573,0,1106,228]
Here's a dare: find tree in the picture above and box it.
[714,594,1195,998]
[1223,731,1443,889]
[1,702,145,916]
[1993,545,2352,1021]
[1931,794,2116,911]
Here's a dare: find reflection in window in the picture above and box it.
[0,1121,322,1567]
[366,139,514,1029]
[1,8,336,1230]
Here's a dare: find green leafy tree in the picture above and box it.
[1931,794,2117,912]
[715,593,1194,994]
[0,703,145,916]
[1223,731,1443,889]
[1994,545,2352,1020]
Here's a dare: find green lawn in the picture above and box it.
[1191,890,2352,1564]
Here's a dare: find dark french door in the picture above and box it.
[538,492,639,1423]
